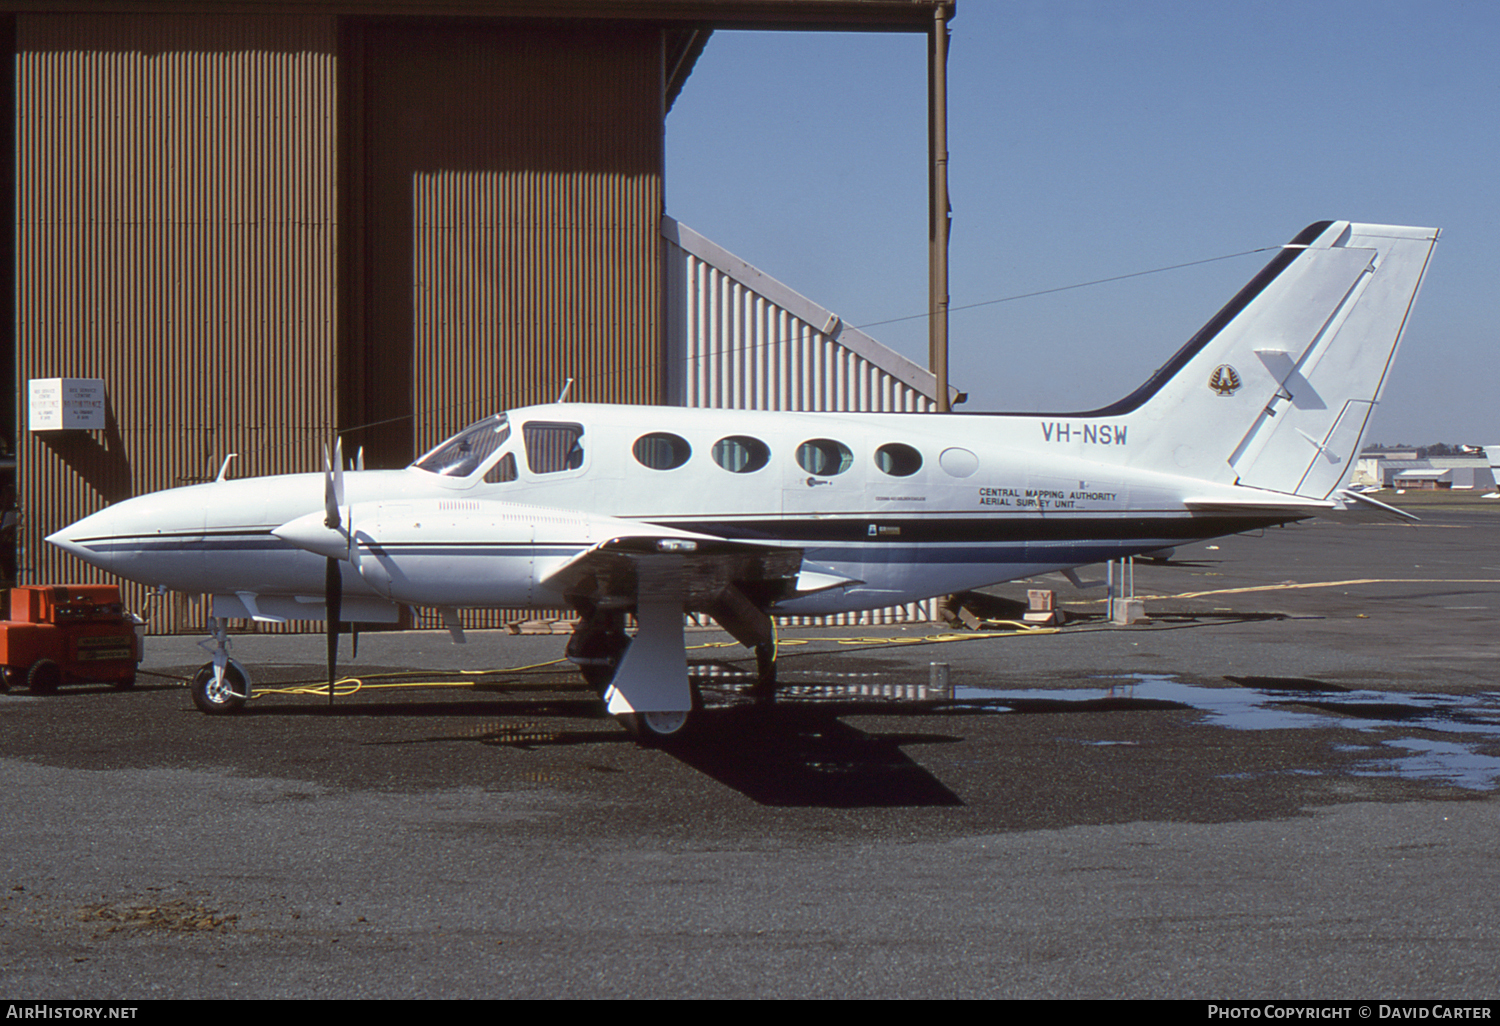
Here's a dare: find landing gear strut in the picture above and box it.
[569,600,699,743]
[750,641,778,703]
[565,608,630,695]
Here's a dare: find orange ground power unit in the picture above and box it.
[0,585,142,693]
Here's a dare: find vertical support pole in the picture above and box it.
[928,4,951,412]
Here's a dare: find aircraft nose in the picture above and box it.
[47,507,118,571]
[46,491,207,581]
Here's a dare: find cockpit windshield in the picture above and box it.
[412,414,510,477]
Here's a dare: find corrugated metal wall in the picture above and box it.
[16,13,340,633]
[355,22,665,633]
[664,217,939,414]
[662,217,942,623]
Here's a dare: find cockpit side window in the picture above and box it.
[523,421,585,474]
[483,452,517,484]
[413,415,510,477]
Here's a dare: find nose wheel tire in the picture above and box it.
[191,660,250,715]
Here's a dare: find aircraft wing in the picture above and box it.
[540,533,835,608]
[540,532,857,723]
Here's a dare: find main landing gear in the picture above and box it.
[751,641,777,703]
[565,608,631,696]
[566,605,780,743]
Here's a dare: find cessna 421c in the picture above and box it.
[48,220,1439,739]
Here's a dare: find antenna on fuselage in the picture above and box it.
[556,378,574,403]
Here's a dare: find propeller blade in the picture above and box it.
[325,555,342,706]
[323,440,345,530]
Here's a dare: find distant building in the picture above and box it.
[1426,458,1496,491]
[1393,469,1451,490]
[1366,457,1495,490]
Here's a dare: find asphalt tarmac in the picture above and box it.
[2,495,1498,999]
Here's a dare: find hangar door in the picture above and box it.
[346,22,667,469]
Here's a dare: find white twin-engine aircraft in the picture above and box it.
[49,220,1439,739]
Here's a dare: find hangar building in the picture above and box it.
[5,0,956,633]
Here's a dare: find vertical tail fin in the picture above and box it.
[1107,221,1439,498]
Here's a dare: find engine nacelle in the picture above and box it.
[346,500,609,607]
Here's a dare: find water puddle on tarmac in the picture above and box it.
[954,676,1500,791]
[694,663,1500,790]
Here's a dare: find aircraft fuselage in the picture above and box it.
[49,403,1290,620]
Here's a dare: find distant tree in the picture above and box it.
[1362,442,1473,459]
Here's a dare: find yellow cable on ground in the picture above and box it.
[198,617,1101,703]
[253,676,571,700]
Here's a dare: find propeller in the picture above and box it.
[268,440,366,703]
[322,440,346,706]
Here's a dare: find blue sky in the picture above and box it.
[666,0,1498,446]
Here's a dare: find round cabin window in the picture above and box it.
[711,435,771,474]
[797,439,853,477]
[874,443,923,477]
[632,432,692,471]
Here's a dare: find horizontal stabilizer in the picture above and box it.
[1326,488,1419,524]
[1184,494,1333,517]
[1185,488,1415,524]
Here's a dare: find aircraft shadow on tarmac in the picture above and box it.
[468,698,969,809]
[652,703,966,808]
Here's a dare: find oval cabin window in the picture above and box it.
[874,443,923,477]
[632,432,692,470]
[712,436,771,474]
[797,439,853,477]
[939,447,979,478]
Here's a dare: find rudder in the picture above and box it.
[1108,221,1439,498]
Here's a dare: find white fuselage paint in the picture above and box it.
[48,402,1293,619]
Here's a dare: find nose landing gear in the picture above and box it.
[189,617,252,715]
